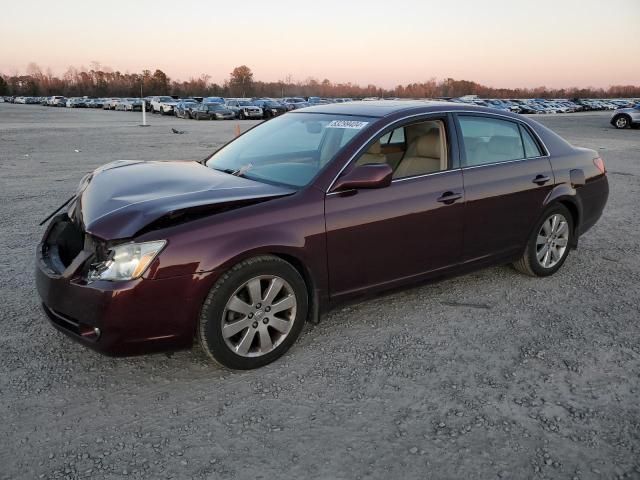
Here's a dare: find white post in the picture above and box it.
[141,100,147,126]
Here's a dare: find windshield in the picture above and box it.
[205,113,374,188]
[159,96,173,102]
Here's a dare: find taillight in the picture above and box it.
[593,157,606,174]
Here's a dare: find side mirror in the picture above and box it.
[332,163,392,192]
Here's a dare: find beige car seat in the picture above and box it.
[394,127,446,178]
[356,141,387,165]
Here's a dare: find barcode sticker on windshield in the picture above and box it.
[326,120,369,129]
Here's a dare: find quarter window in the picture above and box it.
[458,116,526,166]
[520,125,543,157]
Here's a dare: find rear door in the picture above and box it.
[453,113,554,262]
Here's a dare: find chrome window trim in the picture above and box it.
[462,157,531,171]
[325,109,550,194]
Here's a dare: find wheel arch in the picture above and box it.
[611,113,631,125]
[270,252,320,325]
[543,187,582,248]
[196,246,323,328]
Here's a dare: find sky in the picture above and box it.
[1,0,638,89]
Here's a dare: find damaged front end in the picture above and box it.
[38,213,111,283]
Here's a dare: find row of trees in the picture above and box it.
[2,63,639,99]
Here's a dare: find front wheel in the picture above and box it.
[199,256,308,369]
[612,115,630,129]
[513,204,574,277]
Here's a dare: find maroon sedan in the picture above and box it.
[36,101,609,369]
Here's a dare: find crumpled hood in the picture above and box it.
[72,160,294,240]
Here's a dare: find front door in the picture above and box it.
[325,117,465,299]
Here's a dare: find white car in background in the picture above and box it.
[150,96,178,115]
[48,96,66,106]
[102,98,121,110]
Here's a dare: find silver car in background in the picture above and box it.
[610,103,640,129]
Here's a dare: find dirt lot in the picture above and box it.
[0,103,638,480]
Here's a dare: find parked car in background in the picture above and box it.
[47,96,66,107]
[101,98,121,110]
[610,103,640,129]
[281,97,308,110]
[251,99,287,118]
[224,99,263,119]
[66,98,87,108]
[174,100,200,118]
[191,103,236,120]
[150,96,178,114]
[90,98,107,108]
[116,98,143,112]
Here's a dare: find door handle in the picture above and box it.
[532,174,551,185]
[437,191,463,204]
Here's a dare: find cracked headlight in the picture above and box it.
[88,240,166,282]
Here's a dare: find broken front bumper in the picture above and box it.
[35,215,205,356]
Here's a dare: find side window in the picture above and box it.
[355,119,448,179]
[519,125,543,158]
[458,116,525,167]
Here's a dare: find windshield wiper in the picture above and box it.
[210,164,253,177]
[231,164,253,177]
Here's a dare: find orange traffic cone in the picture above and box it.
[234,124,241,137]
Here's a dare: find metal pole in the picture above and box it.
[140,73,149,127]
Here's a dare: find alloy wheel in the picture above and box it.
[615,116,628,128]
[535,213,569,268]
[221,275,296,357]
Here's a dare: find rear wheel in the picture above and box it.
[199,256,308,369]
[513,204,574,277]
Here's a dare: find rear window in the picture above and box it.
[458,116,526,166]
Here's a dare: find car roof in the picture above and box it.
[295,100,516,118]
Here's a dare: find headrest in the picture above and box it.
[487,135,521,156]
[414,129,441,159]
[367,140,382,155]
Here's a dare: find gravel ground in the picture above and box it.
[0,104,639,480]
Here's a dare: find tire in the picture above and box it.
[612,115,630,129]
[513,204,574,277]
[238,111,245,120]
[198,255,308,370]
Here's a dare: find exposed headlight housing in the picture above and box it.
[87,240,166,282]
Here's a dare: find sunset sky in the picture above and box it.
[1,0,638,89]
